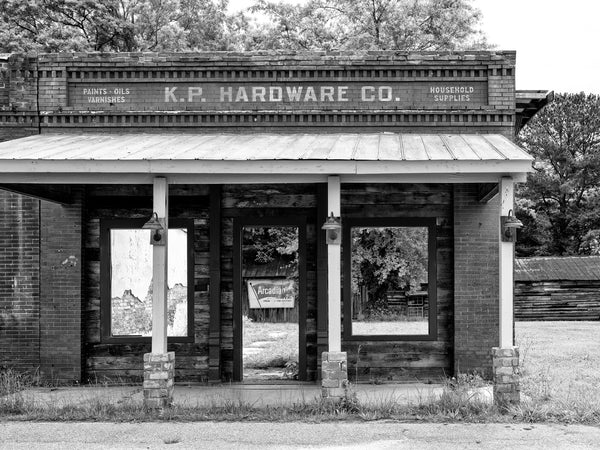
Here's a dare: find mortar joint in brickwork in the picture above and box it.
[143,352,175,409]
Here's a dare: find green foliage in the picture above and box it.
[250,0,489,51]
[0,367,37,414]
[351,226,428,306]
[516,93,600,256]
[0,0,488,52]
[0,0,246,52]
[243,226,298,264]
[0,0,137,52]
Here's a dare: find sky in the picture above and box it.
[228,0,600,95]
[476,0,600,94]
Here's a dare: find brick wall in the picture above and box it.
[0,191,40,372]
[453,184,500,377]
[0,51,519,383]
[0,187,85,383]
[29,51,517,135]
[0,54,38,142]
[39,192,83,382]
[0,57,9,107]
[2,51,517,137]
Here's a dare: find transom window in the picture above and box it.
[343,217,437,341]
[100,219,194,343]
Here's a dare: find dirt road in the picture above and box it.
[1,421,599,449]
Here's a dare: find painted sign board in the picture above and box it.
[68,81,487,110]
[247,279,296,309]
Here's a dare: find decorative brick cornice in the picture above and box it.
[37,110,514,129]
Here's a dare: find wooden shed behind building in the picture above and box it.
[515,256,600,321]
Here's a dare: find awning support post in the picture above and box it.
[327,175,341,353]
[492,176,520,408]
[499,176,514,348]
[143,176,174,409]
[321,175,348,401]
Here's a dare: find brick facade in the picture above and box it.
[2,51,516,137]
[0,54,39,143]
[39,194,83,382]
[453,185,500,376]
[0,191,40,372]
[0,189,83,382]
[0,51,519,384]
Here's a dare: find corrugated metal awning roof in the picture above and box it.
[515,256,600,282]
[0,132,533,184]
[0,132,531,161]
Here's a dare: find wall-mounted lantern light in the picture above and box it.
[501,209,523,243]
[322,212,342,245]
[142,212,166,246]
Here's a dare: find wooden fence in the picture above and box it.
[515,280,600,321]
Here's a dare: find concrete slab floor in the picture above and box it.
[6,383,485,409]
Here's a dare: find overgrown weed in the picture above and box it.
[0,367,35,414]
[3,322,600,424]
[416,373,496,421]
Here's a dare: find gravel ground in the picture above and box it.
[1,421,599,449]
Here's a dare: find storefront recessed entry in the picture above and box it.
[242,226,300,381]
[233,217,307,382]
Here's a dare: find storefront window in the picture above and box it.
[343,218,436,340]
[100,219,194,342]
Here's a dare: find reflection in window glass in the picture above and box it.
[110,228,188,337]
[351,226,429,336]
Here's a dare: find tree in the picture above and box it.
[250,0,489,51]
[133,0,188,51]
[0,0,489,52]
[180,0,250,51]
[243,226,298,265]
[352,226,428,311]
[516,93,600,256]
[0,0,246,52]
[0,0,136,52]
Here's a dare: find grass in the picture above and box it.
[243,317,298,379]
[0,386,495,423]
[353,320,428,335]
[514,321,600,423]
[2,321,600,423]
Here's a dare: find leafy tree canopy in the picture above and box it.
[0,0,249,52]
[0,0,488,52]
[516,93,600,256]
[250,0,489,51]
[243,227,298,265]
[351,226,428,301]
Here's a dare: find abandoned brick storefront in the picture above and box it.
[0,51,550,406]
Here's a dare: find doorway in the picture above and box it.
[233,217,307,382]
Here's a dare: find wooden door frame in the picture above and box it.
[233,216,308,382]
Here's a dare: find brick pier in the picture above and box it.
[491,346,520,408]
[321,351,348,400]
[143,352,175,408]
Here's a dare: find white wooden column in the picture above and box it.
[499,176,514,348]
[152,177,169,354]
[327,175,341,352]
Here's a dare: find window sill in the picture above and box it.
[101,335,195,344]
[343,333,437,342]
